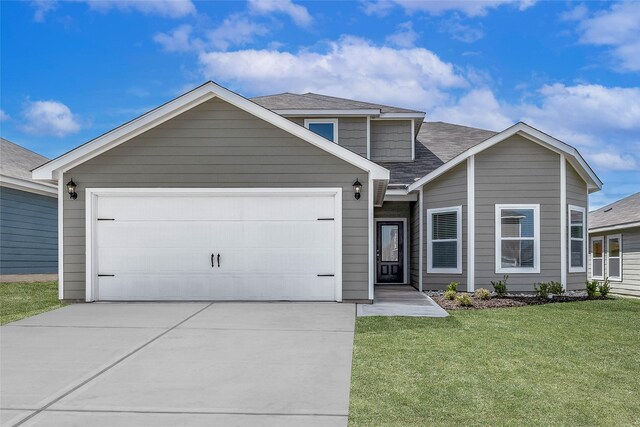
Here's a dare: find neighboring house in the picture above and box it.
[0,138,58,279]
[588,192,640,297]
[32,81,602,302]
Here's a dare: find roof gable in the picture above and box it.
[0,138,56,195]
[32,82,389,182]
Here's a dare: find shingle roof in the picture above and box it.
[589,192,640,230]
[378,121,497,185]
[0,138,49,182]
[251,92,423,114]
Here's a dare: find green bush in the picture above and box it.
[534,282,550,299]
[585,279,599,299]
[443,290,457,300]
[474,288,491,300]
[598,278,611,297]
[491,274,508,297]
[446,282,459,292]
[456,293,474,307]
[548,281,564,295]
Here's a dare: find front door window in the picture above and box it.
[377,221,404,284]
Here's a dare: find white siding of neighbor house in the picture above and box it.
[62,97,370,301]
[589,227,640,297]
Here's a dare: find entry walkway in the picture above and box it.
[357,285,449,317]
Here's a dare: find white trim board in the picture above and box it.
[85,187,343,302]
[374,218,409,284]
[33,81,389,182]
[590,222,640,233]
[467,156,475,292]
[0,174,57,197]
[560,154,567,289]
[407,122,602,194]
[58,179,64,300]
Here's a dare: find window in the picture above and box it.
[304,119,338,143]
[568,205,586,272]
[495,204,540,273]
[590,237,604,280]
[427,206,462,274]
[607,234,622,281]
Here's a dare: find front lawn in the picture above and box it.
[350,298,640,427]
[0,281,65,325]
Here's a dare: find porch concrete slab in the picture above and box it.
[179,302,355,332]
[0,410,32,427]
[0,325,165,410]
[20,411,346,426]
[357,286,449,317]
[11,303,209,328]
[50,326,354,416]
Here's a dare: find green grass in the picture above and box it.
[0,281,65,325]
[350,299,640,427]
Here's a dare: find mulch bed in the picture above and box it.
[431,294,606,310]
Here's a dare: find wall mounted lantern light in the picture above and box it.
[353,179,362,200]
[66,179,78,200]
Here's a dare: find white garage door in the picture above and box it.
[88,189,341,301]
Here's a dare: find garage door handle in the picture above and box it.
[211,253,215,268]
[217,254,221,268]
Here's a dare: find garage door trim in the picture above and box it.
[85,187,343,302]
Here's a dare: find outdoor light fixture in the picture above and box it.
[353,179,362,200]
[66,179,77,200]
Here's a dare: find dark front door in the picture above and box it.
[376,221,404,283]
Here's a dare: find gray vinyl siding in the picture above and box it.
[370,120,412,162]
[566,164,589,290]
[422,162,467,290]
[589,227,640,297]
[288,117,367,158]
[410,198,420,288]
[475,135,561,292]
[0,186,57,274]
[375,201,411,285]
[62,97,369,301]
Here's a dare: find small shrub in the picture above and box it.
[474,288,491,300]
[598,278,611,297]
[548,281,564,295]
[491,274,508,297]
[443,290,457,300]
[446,282,459,292]
[456,293,474,307]
[534,282,550,299]
[585,279,599,299]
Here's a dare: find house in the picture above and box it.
[0,138,58,280]
[588,192,640,297]
[31,81,602,302]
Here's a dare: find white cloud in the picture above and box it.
[440,19,485,42]
[31,0,195,21]
[248,0,312,27]
[386,22,419,48]
[570,2,640,72]
[588,152,638,171]
[430,89,512,130]
[361,0,395,17]
[198,36,467,111]
[154,25,202,52]
[207,14,269,51]
[390,0,536,17]
[0,109,10,121]
[21,100,82,137]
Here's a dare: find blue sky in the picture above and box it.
[1,0,638,208]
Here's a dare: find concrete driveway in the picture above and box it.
[1,302,355,427]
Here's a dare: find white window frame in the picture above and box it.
[304,118,338,143]
[427,205,462,274]
[606,234,622,282]
[495,204,540,274]
[590,236,604,280]
[568,205,586,273]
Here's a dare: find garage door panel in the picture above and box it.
[97,195,334,222]
[98,274,335,301]
[97,221,334,249]
[93,192,340,301]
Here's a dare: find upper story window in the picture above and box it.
[568,205,586,272]
[304,119,338,143]
[495,204,540,273]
